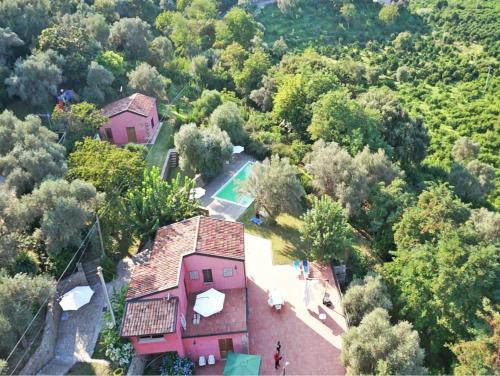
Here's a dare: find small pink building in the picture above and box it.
[100,93,160,145]
[120,216,249,362]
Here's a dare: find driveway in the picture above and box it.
[199,153,256,221]
[245,234,347,375]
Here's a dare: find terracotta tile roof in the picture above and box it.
[102,93,156,118]
[121,297,178,337]
[127,216,245,300]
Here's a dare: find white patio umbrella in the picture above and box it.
[59,286,94,311]
[190,187,206,199]
[194,288,225,317]
[232,145,244,154]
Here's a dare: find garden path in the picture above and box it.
[38,259,134,376]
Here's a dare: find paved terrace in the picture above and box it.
[184,288,247,338]
[245,234,347,375]
[199,153,256,221]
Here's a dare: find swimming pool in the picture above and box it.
[212,162,254,207]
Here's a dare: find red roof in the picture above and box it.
[127,216,245,300]
[102,93,156,118]
[121,297,178,337]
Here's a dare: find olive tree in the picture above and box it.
[237,155,305,223]
[0,272,55,357]
[5,50,63,110]
[304,140,368,217]
[18,179,103,256]
[0,111,66,195]
[127,62,169,100]
[109,17,151,60]
[343,273,393,326]
[174,123,233,182]
[342,308,426,375]
[209,102,247,145]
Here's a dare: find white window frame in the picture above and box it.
[189,271,199,280]
[223,267,233,277]
[138,334,165,343]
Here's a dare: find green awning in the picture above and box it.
[223,352,261,375]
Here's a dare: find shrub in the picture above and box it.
[100,286,133,368]
[160,352,195,376]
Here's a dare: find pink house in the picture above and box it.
[100,93,160,145]
[120,216,249,361]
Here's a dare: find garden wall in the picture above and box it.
[127,354,146,376]
[20,270,88,375]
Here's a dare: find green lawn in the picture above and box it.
[239,204,306,265]
[146,121,174,169]
[66,362,113,376]
[256,0,426,48]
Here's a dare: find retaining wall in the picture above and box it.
[20,271,88,375]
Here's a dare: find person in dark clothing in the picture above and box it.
[274,351,282,369]
[276,341,281,353]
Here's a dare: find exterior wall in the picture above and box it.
[99,104,159,145]
[130,331,184,356]
[126,253,247,357]
[183,255,246,294]
[21,271,88,375]
[183,332,248,361]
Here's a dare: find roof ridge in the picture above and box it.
[193,215,201,253]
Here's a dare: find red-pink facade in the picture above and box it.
[99,93,160,145]
[121,217,248,361]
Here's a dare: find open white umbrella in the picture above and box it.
[194,288,225,317]
[232,145,244,154]
[59,286,94,311]
[190,187,206,199]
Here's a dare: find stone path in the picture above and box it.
[38,259,134,376]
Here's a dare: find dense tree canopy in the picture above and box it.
[343,273,392,326]
[174,123,233,182]
[0,111,66,195]
[67,138,145,196]
[342,308,425,375]
[0,272,55,358]
[237,155,305,222]
[126,168,199,243]
[209,102,246,145]
[300,196,352,263]
[0,0,498,372]
[5,50,63,110]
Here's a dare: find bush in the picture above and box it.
[100,286,133,368]
[160,353,194,376]
[12,251,40,275]
[100,255,117,283]
[244,137,270,160]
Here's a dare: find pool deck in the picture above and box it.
[199,153,256,221]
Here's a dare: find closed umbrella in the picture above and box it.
[303,279,311,307]
[194,288,225,317]
[190,187,206,199]
[232,145,244,154]
[59,286,94,311]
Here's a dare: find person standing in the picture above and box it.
[276,341,281,353]
[274,351,282,369]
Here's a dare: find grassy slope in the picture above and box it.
[239,204,305,265]
[145,121,174,169]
